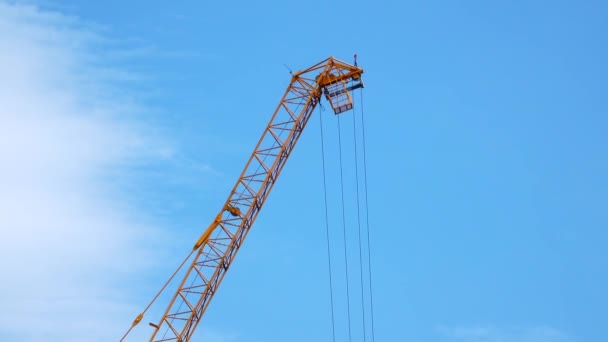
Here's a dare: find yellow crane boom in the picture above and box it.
[128,56,363,342]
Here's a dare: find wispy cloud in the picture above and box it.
[437,325,573,342]
[0,1,175,340]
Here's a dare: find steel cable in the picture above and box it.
[319,105,337,342]
[337,114,353,342]
[360,88,376,342]
[351,89,368,342]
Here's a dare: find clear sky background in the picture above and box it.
[1,0,606,341]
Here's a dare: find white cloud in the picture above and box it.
[437,325,573,342]
[0,2,173,341]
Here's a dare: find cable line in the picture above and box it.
[337,114,353,342]
[319,106,337,342]
[351,90,368,342]
[120,249,196,341]
[360,88,376,342]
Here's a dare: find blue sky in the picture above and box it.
[1,1,607,341]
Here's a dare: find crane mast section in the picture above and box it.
[150,57,363,342]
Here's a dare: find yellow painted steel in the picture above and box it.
[127,56,364,342]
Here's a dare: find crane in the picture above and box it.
[123,56,364,342]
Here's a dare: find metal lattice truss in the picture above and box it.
[150,57,364,342]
